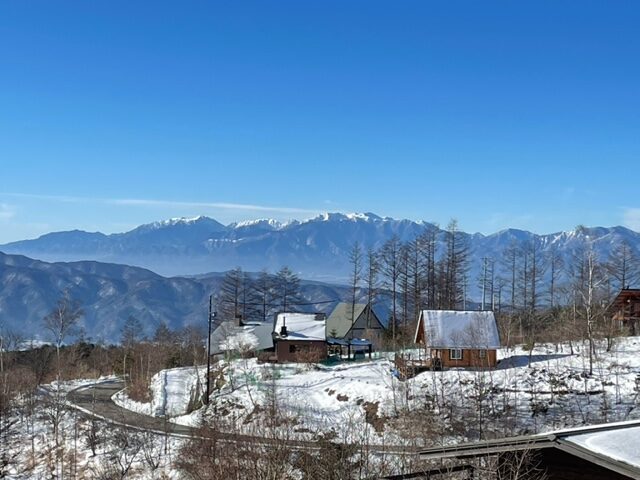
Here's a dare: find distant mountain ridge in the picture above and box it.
[0,252,351,342]
[2,213,639,296]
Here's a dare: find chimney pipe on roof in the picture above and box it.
[280,316,288,337]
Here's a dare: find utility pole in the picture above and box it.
[205,294,216,405]
[481,257,488,311]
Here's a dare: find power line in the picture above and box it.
[217,299,337,307]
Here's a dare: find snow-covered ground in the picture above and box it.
[113,365,204,418]
[115,336,640,445]
[3,337,639,478]
[2,377,185,479]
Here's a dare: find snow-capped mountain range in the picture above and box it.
[2,212,639,291]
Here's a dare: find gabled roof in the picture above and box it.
[326,303,369,337]
[416,310,500,349]
[274,312,326,341]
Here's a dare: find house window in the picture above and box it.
[479,349,487,359]
[289,345,297,353]
[449,349,462,360]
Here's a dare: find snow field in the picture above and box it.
[114,337,640,443]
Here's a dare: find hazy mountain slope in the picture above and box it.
[0,253,351,342]
[2,213,640,295]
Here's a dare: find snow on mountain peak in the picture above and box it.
[163,215,207,225]
[304,212,383,224]
[148,216,210,228]
[135,215,227,233]
[232,218,286,230]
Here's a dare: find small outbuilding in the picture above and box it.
[273,312,328,363]
[414,310,501,368]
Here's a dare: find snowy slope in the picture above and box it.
[116,337,640,445]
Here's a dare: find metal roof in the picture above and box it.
[326,303,369,337]
[416,310,501,349]
[418,420,640,478]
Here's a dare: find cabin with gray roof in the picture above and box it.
[326,302,385,348]
[414,310,501,368]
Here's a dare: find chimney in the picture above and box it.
[280,316,288,337]
[235,314,244,327]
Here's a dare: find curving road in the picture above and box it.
[67,380,196,437]
[66,380,418,455]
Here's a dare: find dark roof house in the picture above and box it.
[326,302,385,348]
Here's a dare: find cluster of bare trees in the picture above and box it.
[217,266,305,324]
[346,220,470,346]
[493,236,639,371]
[119,316,206,401]
[217,220,472,347]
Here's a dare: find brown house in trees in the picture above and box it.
[607,288,640,335]
[272,312,328,363]
[414,310,501,368]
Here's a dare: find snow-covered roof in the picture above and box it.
[416,310,500,349]
[274,313,326,341]
[419,419,640,477]
[564,425,640,469]
[210,321,273,353]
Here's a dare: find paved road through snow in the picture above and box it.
[66,379,418,455]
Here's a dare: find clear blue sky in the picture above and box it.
[1,1,639,243]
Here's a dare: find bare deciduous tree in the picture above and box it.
[348,241,363,328]
[43,290,83,381]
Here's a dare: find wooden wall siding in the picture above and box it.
[612,299,640,335]
[275,340,328,363]
[433,348,498,368]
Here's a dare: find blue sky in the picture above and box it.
[1,1,639,243]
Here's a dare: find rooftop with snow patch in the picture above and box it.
[419,419,640,478]
[274,312,326,341]
[416,310,501,349]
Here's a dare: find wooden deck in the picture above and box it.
[394,353,441,380]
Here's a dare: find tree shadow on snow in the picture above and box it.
[496,353,572,369]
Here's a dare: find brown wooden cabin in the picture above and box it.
[413,310,501,369]
[274,339,328,363]
[416,421,640,480]
[607,288,640,335]
[272,312,328,363]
